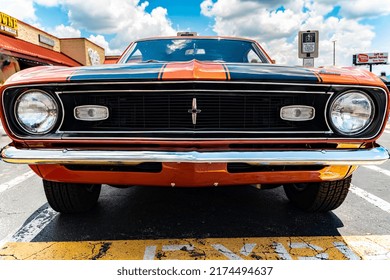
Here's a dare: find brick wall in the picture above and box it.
[17,22,61,52]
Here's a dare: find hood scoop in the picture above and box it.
[161,60,228,80]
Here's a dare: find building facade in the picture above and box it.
[0,11,106,85]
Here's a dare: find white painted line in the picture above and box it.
[212,244,243,260]
[0,232,17,249]
[347,240,390,260]
[0,171,36,194]
[0,206,58,248]
[162,244,194,251]
[333,242,360,260]
[10,207,58,242]
[273,242,293,260]
[350,184,390,214]
[143,246,157,260]
[289,242,328,260]
[383,130,390,134]
[240,243,256,257]
[363,165,390,178]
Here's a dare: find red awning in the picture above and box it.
[0,34,81,67]
[104,56,119,64]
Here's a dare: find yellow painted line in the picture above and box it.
[1,235,389,260]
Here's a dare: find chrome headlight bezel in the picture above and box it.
[328,90,375,136]
[14,89,59,135]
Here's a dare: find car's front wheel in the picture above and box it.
[283,176,351,212]
[43,180,101,213]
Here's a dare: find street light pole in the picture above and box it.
[332,40,336,66]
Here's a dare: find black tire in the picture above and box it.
[283,176,351,212]
[43,180,101,213]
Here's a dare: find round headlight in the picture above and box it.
[329,91,374,135]
[14,90,59,134]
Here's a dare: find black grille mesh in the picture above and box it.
[79,93,298,131]
[58,83,331,137]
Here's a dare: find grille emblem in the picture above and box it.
[188,98,202,125]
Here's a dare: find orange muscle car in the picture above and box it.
[1,34,389,213]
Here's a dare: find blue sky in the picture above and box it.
[144,0,214,33]
[1,0,390,75]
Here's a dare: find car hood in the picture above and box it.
[2,59,385,88]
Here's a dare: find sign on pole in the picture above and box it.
[303,58,315,67]
[298,30,319,59]
[352,52,388,72]
[352,53,388,65]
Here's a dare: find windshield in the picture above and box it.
[120,39,269,64]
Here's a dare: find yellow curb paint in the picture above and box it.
[3,235,388,260]
[0,236,389,260]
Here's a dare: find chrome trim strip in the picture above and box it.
[1,81,388,88]
[59,89,331,94]
[324,91,333,133]
[54,91,66,134]
[59,130,331,134]
[2,146,389,166]
[63,136,336,140]
[55,89,333,134]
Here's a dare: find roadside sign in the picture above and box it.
[303,57,314,67]
[353,53,388,65]
[298,30,319,58]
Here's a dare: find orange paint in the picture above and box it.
[315,66,387,87]
[1,66,74,86]
[32,163,351,187]
[161,60,228,80]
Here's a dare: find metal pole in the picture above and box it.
[332,40,336,66]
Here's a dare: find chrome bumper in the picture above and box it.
[1,145,389,166]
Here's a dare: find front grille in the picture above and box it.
[3,81,388,140]
[66,93,304,131]
[59,84,330,136]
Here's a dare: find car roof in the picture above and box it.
[135,36,257,43]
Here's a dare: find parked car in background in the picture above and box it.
[1,33,389,213]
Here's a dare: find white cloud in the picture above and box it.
[88,34,122,55]
[61,0,175,39]
[0,0,37,21]
[51,0,175,52]
[201,0,381,68]
[302,16,375,67]
[1,0,176,55]
[50,24,81,38]
[35,0,62,7]
[315,0,390,19]
[212,7,303,41]
[201,0,260,18]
